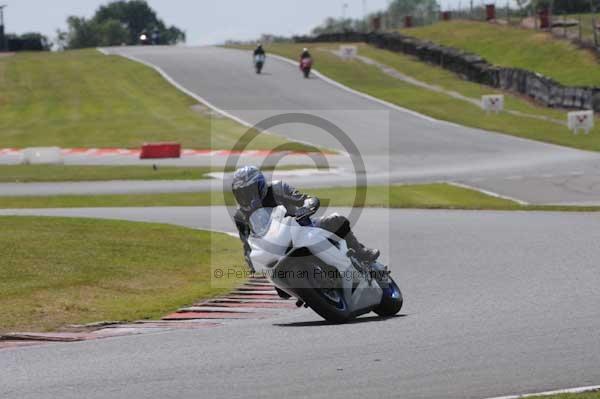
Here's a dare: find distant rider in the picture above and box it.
[300,47,311,61]
[231,166,380,273]
[254,44,266,58]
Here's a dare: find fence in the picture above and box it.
[371,5,600,51]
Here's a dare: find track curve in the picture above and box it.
[97,45,600,205]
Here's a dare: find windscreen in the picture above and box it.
[249,207,274,237]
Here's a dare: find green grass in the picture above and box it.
[405,20,600,86]
[0,165,214,183]
[528,390,600,399]
[1,183,599,211]
[0,216,246,333]
[0,49,304,151]
[233,43,600,152]
[0,164,316,183]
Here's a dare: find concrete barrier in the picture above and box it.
[22,147,63,165]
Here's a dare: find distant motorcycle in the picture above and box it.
[247,205,403,323]
[300,57,313,78]
[254,54,266,74]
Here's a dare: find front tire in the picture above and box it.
[296,262,351,323]
[373,277,403,317]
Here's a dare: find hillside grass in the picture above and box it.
[405,20,600,86]
[0,49,304,151]
[0,216,245,333]
[235,43,600,151]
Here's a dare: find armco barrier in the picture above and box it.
[294,32,600,113]
[140,143,181,159]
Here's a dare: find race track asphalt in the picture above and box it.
[1,207,600,399]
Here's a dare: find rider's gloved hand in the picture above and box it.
[295,207,313,219]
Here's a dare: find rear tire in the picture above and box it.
[303,68,310,78]
[373,277,403,317]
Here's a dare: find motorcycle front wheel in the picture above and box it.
[296,263,351,323]
[373,277,403,317]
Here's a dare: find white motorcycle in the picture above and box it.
[248,205,403,323]
[254,54,266,74]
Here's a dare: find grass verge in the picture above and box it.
[233,43,600,152]
[0,165,214,183]
[0,49,305,151]
[527,390,600,399]
[404,20,600,86]
[1,183,599,211]
[0,216,245,333]
[0,164,316,183]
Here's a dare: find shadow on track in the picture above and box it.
[274,314,408,327]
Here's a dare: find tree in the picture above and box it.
[65,16,100,49]
[96,19,130,46]
[553,0,593,13]
[64,0,185,49]
[55,29,68,51]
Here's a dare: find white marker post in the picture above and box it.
[482,95,504,114]
[339,45,358,60]
[21,147,64,165]
[568,110,594,135]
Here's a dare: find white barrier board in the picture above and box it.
[340,45,358,60]
[482,95,504,114]
[22,147,64,165]
[568,110,594,135]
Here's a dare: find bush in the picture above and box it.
[6,32,51,51]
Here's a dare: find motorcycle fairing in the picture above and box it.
[248,206,383,313]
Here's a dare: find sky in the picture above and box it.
[1,0,520,46]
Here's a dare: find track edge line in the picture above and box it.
[485,385,600,399]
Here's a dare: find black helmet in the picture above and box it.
[232,166,267,212]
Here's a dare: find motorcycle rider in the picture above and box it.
[232,166,380,273]
[300,47,311,61]
[254,43,266,58]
